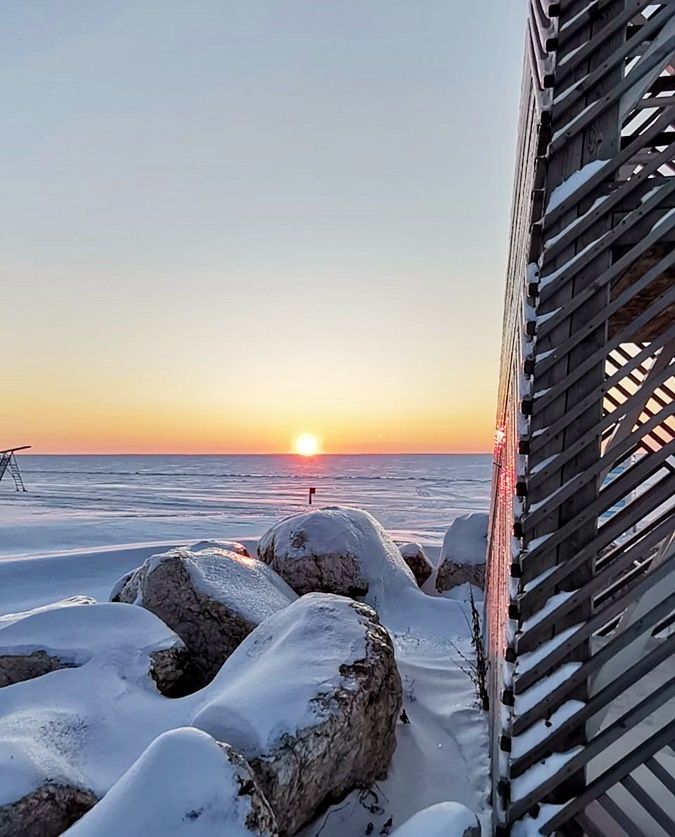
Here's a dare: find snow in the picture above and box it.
[440,512,488,567]
[517,624,581,674]
[390,801,478,836]
[0,602,187,806]
[0,596,95,626]
[142,546,297,623]
[546,159,607,213]
[511,747,583,802]
[64,728,274,837]
[521,591,574,632]
[511,700,584,759]
[515,662,582,716]
[0,456,492,835]
[192,593,369,755]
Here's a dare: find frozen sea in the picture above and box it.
[0,454,492,558]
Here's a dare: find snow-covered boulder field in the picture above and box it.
[435,513,488,594]
[257,507,418,604]
[111,545,297,686]
[396,542,433,587]
[64,728,279,837]
[391,801,481,836]
[0,592,400,836]
[194,593,402,835]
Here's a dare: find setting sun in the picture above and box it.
[293,432,321,457]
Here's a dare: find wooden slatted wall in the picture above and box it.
[486,1,675,833]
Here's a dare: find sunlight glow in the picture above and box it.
[293,432,321,457]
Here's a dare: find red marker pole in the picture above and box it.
[308,487,316,505]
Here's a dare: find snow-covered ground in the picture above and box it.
[0,455,492,835]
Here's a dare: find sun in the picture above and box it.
[293,432,321,457]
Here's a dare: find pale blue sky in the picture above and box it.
[3,1,527,453]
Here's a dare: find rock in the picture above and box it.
[0,602,189,697]
[192,592,402,835]
[396,542,433,587]
[0,650,76,689]
[257,506,417,603]
[435,513,488,594]
[0,785,98,837]
[63,728,278,837]
[391,802,481,837]
[111,547,297,686]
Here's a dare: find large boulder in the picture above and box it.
[435,513,488,594]
[64,728,278,837]
[0,602,188,696]
[192,592,402,835]
[391,802,481,837]
[396,542,433,587]
[111,547,297,686]
[257,506,417,606]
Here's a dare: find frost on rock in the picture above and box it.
[390,801,481,837]
[257,506,417,606]
[64,728,278,837]
[435,513,488,594]
[111,547,297,686]
[396,542,433,587]
[192,593,402,835]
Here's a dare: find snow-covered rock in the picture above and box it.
[257,506,417,605]
[111,547,297,686]
[189,539,250,557]
[193,592,402,835]
[391,801,481,837]
[64,728,278,837]
[0,602,188,696]
[435,514,488,594]
[396,542,433,587]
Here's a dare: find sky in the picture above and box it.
[3,1,526,455]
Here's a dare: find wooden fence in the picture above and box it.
[485,1,675,833]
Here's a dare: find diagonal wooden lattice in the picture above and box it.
[486,2,675,834]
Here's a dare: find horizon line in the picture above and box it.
[18,450,493,457]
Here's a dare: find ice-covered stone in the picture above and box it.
[435,513,488,593]
[111,547,297,685]
[63,728,278,837]
[192,592,402,835]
